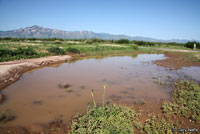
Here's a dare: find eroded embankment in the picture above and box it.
[0,55,72,91]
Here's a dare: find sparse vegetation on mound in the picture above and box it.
[162,80,200,123]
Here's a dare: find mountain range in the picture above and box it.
[0,25,196,43]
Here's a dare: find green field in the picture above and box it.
[0,38,199,62]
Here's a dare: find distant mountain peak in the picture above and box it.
[29,25,42,28]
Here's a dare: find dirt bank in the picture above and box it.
[154,52,200,69]
[0,55,72,91]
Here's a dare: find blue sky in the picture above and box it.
[0,0,199,40]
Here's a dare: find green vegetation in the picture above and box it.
[0,38,199,62]
[66,47,80,53]
[71,85,139,134]
[0,47,45,62]
[70,83,182,134]
[184,41,200,49]
[115,39,130,44]
[47,46,65,55]
[0,110,15,123]
[71,104,137,134]
[162,80,200,123]
[83,38,105,44]
[143,116,174,134]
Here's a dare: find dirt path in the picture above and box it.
[140,47,200,53]
[0,55,72,91]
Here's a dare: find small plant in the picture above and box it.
[90,89,96,107]
[102,83,107,108]
[0,110,15,123]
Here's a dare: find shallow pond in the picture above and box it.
[0,54,200,127]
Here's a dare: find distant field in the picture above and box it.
[0,38,199,62]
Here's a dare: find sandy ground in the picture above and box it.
[0,55,72,91]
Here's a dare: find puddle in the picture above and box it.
[0,54,199,127]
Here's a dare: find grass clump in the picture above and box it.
[70,104,137,134]
[47,46,65,55]
[0,110,15,123]
[161,80,200,123]
[70,84,138,134]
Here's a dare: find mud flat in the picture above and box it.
[0,55,72,91]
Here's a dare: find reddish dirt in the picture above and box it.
[133,100,200,134]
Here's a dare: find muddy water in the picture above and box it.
[0,54,199,128]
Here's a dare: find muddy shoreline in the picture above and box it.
[0,53,200,134]
[0,55,72,91]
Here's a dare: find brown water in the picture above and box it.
[0,54,199,127]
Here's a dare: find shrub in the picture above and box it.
[47,47,65,55]
[115,39,130,44]
[131,45,139,50]
[66,47,80,53]
[0,47,38,61]
[184,41,200,49]
[83,38,104,44]
[15,47,37,56]
[0,47,37,56]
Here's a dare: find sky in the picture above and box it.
[0,0,200,40]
